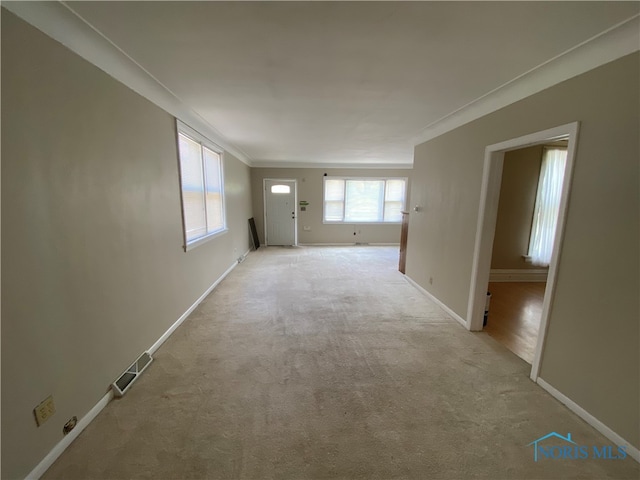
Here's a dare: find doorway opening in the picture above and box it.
[485,141,568,364]
[466,122,579,380]
[263,178,298,246]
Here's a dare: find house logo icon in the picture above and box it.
[527,432,576,462]
[527,432,627,462]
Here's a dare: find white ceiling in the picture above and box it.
[16,2,640,167]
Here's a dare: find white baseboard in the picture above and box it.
[148,257,242,355]
[26,253,248,479]
[536,377,640,463]
[237,248,250,263]
[404,275,468,328]
[489,269,548,282]
[26,391,114,479]
[298,243,356,246]
[299,243,399,247]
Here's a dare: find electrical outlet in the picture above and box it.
[63,416,78,435]
[34,395,56,426]
[429,277,433,285]
[303,226,311,231]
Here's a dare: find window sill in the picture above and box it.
[184,228,228,252]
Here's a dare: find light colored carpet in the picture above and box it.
[43,246,638,479]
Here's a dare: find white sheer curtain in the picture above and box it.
[528,147,567,267]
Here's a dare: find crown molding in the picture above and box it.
[411,14,640,146]
[2,1,253,166]
[5,2,638,165]
[250,160,413,170]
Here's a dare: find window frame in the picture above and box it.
[176,120,228,252]
[322,176,408,224]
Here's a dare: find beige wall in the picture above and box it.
[251,168,411,245]
[408,53,639,448]
[490,145,543,270]
[1,12,252,479]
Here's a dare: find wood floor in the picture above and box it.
[484,282,546,364]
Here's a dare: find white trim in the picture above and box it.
[412,15,639,145]
[531,126,578,380]
[322,176,408,224]
[184,228,229,252]
[23,253,246,478]
[148,258,240,355]
[5,3,637,169]
[25,391,114,480]
[466,149,505,332]
[176,119,229,252]
[251,161,413,169]
[298,243,356,246]
[297,243,400,246]
[177,120,223,153]
[489,269,548,283]
[536,378,640,464]
[323,222,403,225]
[263,178,298,247]
[2,1,252,166]
[404,275,467,328]
[466,122,579,384]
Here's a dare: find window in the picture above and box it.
[528,147,567,266]
[323,177,407,223]
[271,185,291,194]
[176,121,226,250]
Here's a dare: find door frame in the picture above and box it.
[263,178,298,246]
[466,122,579,381]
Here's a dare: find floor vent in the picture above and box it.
[111,352,153,397]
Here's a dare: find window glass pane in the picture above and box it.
[344,180,384,222]
[178,134,206,240]
[324,179,345,221]
[384,201,403,222]
[203,147,224,234]
[324,179,345,201]
[323,177,406,223]
[385,180,405,202]
[325,201,344,221]
[384,180,406,222]
[271,185,291,194]
[528,148,567,266]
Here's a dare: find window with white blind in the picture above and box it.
[323,177,407,223]
[527,147,567,266]
[176,121,226,251]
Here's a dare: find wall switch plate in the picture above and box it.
[34,395,56,426]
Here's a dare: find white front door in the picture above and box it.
[264,179,296,246]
